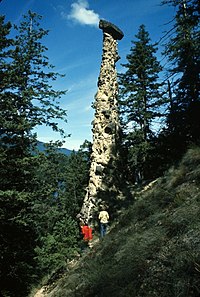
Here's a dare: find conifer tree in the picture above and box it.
[0,15,12,90]
[0,15,37,297]
[162,0,200,154]
[118,25,165,182]
[0,11,68,296]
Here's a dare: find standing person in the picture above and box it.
[98,207,109,238]
[80,220,93,251]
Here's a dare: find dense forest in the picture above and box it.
[0,0,199,296]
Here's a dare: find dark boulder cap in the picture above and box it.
[99,19,124,40]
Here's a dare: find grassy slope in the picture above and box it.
[44,147,200,297]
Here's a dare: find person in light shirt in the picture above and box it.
[98,207,109,238]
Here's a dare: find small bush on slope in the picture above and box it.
[44,147,200,297]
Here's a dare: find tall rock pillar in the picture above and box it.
[80,20,124,222]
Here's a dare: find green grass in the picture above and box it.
[34,147,200,297]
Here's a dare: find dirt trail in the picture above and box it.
[33,236,100,297]
[33,287,47,297]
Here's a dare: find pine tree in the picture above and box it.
[0,15,12,90]
[118,25,165,182]
[0,11,68,296]
[0,15,36,297]
[11,11,67,136]
[162,0,200,153]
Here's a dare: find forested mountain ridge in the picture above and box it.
[36,141,72,156]
[31,146,200,297]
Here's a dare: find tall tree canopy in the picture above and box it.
[118,24,165,182]
[162,0,200,151]
[0,11,68,297]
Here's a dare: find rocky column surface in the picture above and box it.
[79,20,124,223]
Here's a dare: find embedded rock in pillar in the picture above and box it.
[80,20,124,223]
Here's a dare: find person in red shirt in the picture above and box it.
[80,220,93,251]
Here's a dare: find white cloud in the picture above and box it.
[64,0,100,27]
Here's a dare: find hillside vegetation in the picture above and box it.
[37,147,200,297]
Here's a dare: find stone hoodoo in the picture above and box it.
[80,20,124,223]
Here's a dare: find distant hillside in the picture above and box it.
[37,141,73,156]
[31,146,200,297]
[0,136,73,156]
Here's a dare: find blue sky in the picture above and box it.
[1,0,175,150]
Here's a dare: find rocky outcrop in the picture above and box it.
[80,20,124,222]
